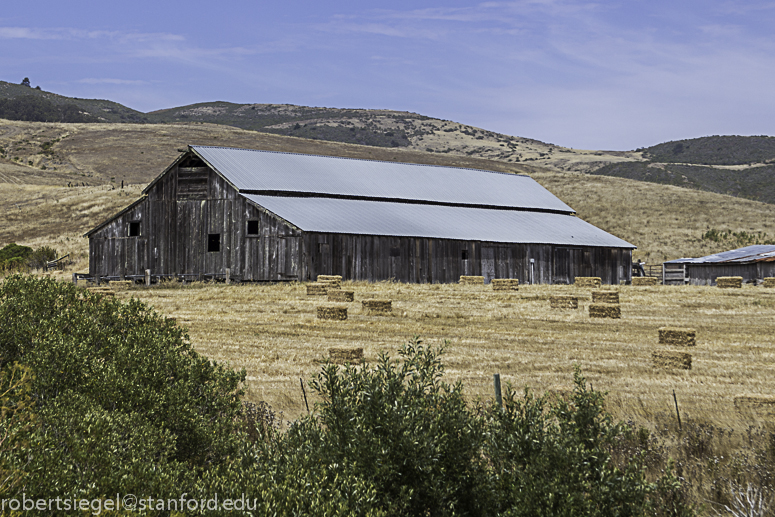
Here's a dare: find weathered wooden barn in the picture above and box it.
[663,245,775,285]
[86,145,635,284]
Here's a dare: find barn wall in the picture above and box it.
[685,263,775,285]
[303,233,631,285]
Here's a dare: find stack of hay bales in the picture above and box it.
[734,395,775,415]
[632,277,658,286]
[307,283,328,296]
[589,304,621,319]
[86,286,115,297]
[108,280,132,291]
[318,275,342,289]
[327,289,354,302]
[459,275,484,285]
[763,278,775,288]
[328,347,364,365]
[491,279,519,291]
[550,295,578,309]
[592,290,619,304]
[317,306,348,320]
[716,276,743,288]
[652,326,695,370]
[574,277,602,288]
[362,300,392,315]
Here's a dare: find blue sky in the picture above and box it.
[2,0,774,150]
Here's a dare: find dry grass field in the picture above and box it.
[118,280,775,433]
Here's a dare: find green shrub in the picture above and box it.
[0,275,245,503]
[27,245,58,270]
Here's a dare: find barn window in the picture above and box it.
[461,249,469,261]
[128,221,140,237]
[207,234,221,252]
[390,246,401,257]
[247,220,259,235]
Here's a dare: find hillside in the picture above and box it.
[2,119,775,275]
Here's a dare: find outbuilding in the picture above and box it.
[663,245,775,285]
[86,145,635,284]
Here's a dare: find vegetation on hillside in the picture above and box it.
[0,95,99,123]
[641,135,775,165]
[0,276,698,515]
[589,161,775,204]
[0,243,57,272]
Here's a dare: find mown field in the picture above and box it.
[120,280,775,428]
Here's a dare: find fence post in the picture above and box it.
[145,269,151,286]
[72,273,77,285]
[493,373,503,409]
[225,268,230,285]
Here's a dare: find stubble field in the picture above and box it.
[121,279,775,432]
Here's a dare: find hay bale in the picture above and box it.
[307,283,328,296]
[652,351,692,370]
[658,327,696,347]
[362,299,392,314]
[459,275,485,285]
[550,295,578,309]
[734,395,775,414]
[716,276,743,288]
[327,289,354,302]
[632,277,658,286]
[317,306,348,321]
[491,279,519,291]
[108,280,132,291]
[763,277,775,288]
[86,287,115,297]
[318,275,342,289]
[592,290,619,304]
[328,347,364,365]
[589,303,621,319]
[574,277,602,288]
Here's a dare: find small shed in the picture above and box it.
[663,245,775,285]
[86,145,635,284]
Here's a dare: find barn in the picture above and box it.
[86,145,635,284]
[662,245,775,285]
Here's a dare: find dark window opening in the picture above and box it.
[390,246,401,257]
[208,234,221,253]
[461,249,469,261]
[247,220,259,235]
[129,221,140,237]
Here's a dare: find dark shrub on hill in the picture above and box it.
[643,136,775,165]
[0,95,99,123]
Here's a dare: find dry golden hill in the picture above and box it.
[1,118,774,273]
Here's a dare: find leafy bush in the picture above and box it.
[0,243,33,272]
[0,275,245,503]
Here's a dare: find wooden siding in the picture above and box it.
[684,263,775,286]
[89,152,632,285]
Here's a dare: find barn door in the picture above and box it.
[176,201,205,275]
[279,237,300,280]
[481,246,496,284]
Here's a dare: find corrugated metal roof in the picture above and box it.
[243,194,635,248]
[191,145,575,213]
[665,245,775,264]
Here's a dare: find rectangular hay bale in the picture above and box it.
[307,283,328,296]
[317,306,348,320]
[763,278,775,288]
[459,275,485,285]
[632,277,658,286]
[734,395,775,414]
[491,279,519,291]
[86,287,115,297]
[108,280,133,291]
[716,276,743,288]
[574,277,602,288]
[658,327,696,347]
[592,291,619,304]
[550,295,578,309]
[328,347,364,365]
[327,289,355,302]
[362,299,392,314]
[652,350,692,370]
[589,303,621,319]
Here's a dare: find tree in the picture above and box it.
[21,78,30,87]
